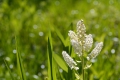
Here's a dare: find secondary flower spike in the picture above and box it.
[62,51,79,70]
[87,42,103,60]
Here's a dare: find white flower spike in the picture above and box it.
[87,42,103,60]
[62,51,79,70]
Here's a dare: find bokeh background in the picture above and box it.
[0,0,120,80]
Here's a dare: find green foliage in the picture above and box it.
[0,0,120,80]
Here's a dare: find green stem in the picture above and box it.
[82,53,85,80]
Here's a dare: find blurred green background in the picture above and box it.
[0,0,120,80]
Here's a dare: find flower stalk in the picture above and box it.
[82,51,85,80]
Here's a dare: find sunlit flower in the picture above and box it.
[62,19,104,71]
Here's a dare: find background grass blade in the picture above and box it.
[15,37,26,80]
[55,29,67,47]
[3,59,15,80]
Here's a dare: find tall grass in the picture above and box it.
[15,37,26,80]
[4,37,26,80]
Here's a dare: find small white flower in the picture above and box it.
[62,51,79,70]
[87,42,103,60]
[83,34,93,52]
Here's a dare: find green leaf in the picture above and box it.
[53,52,68,72]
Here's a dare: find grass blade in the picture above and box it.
[3,59,15,80]
[55,29,66,46]
[15,36,26,80]
[47,32,57,80]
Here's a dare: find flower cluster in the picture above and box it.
[62,19,103,70]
